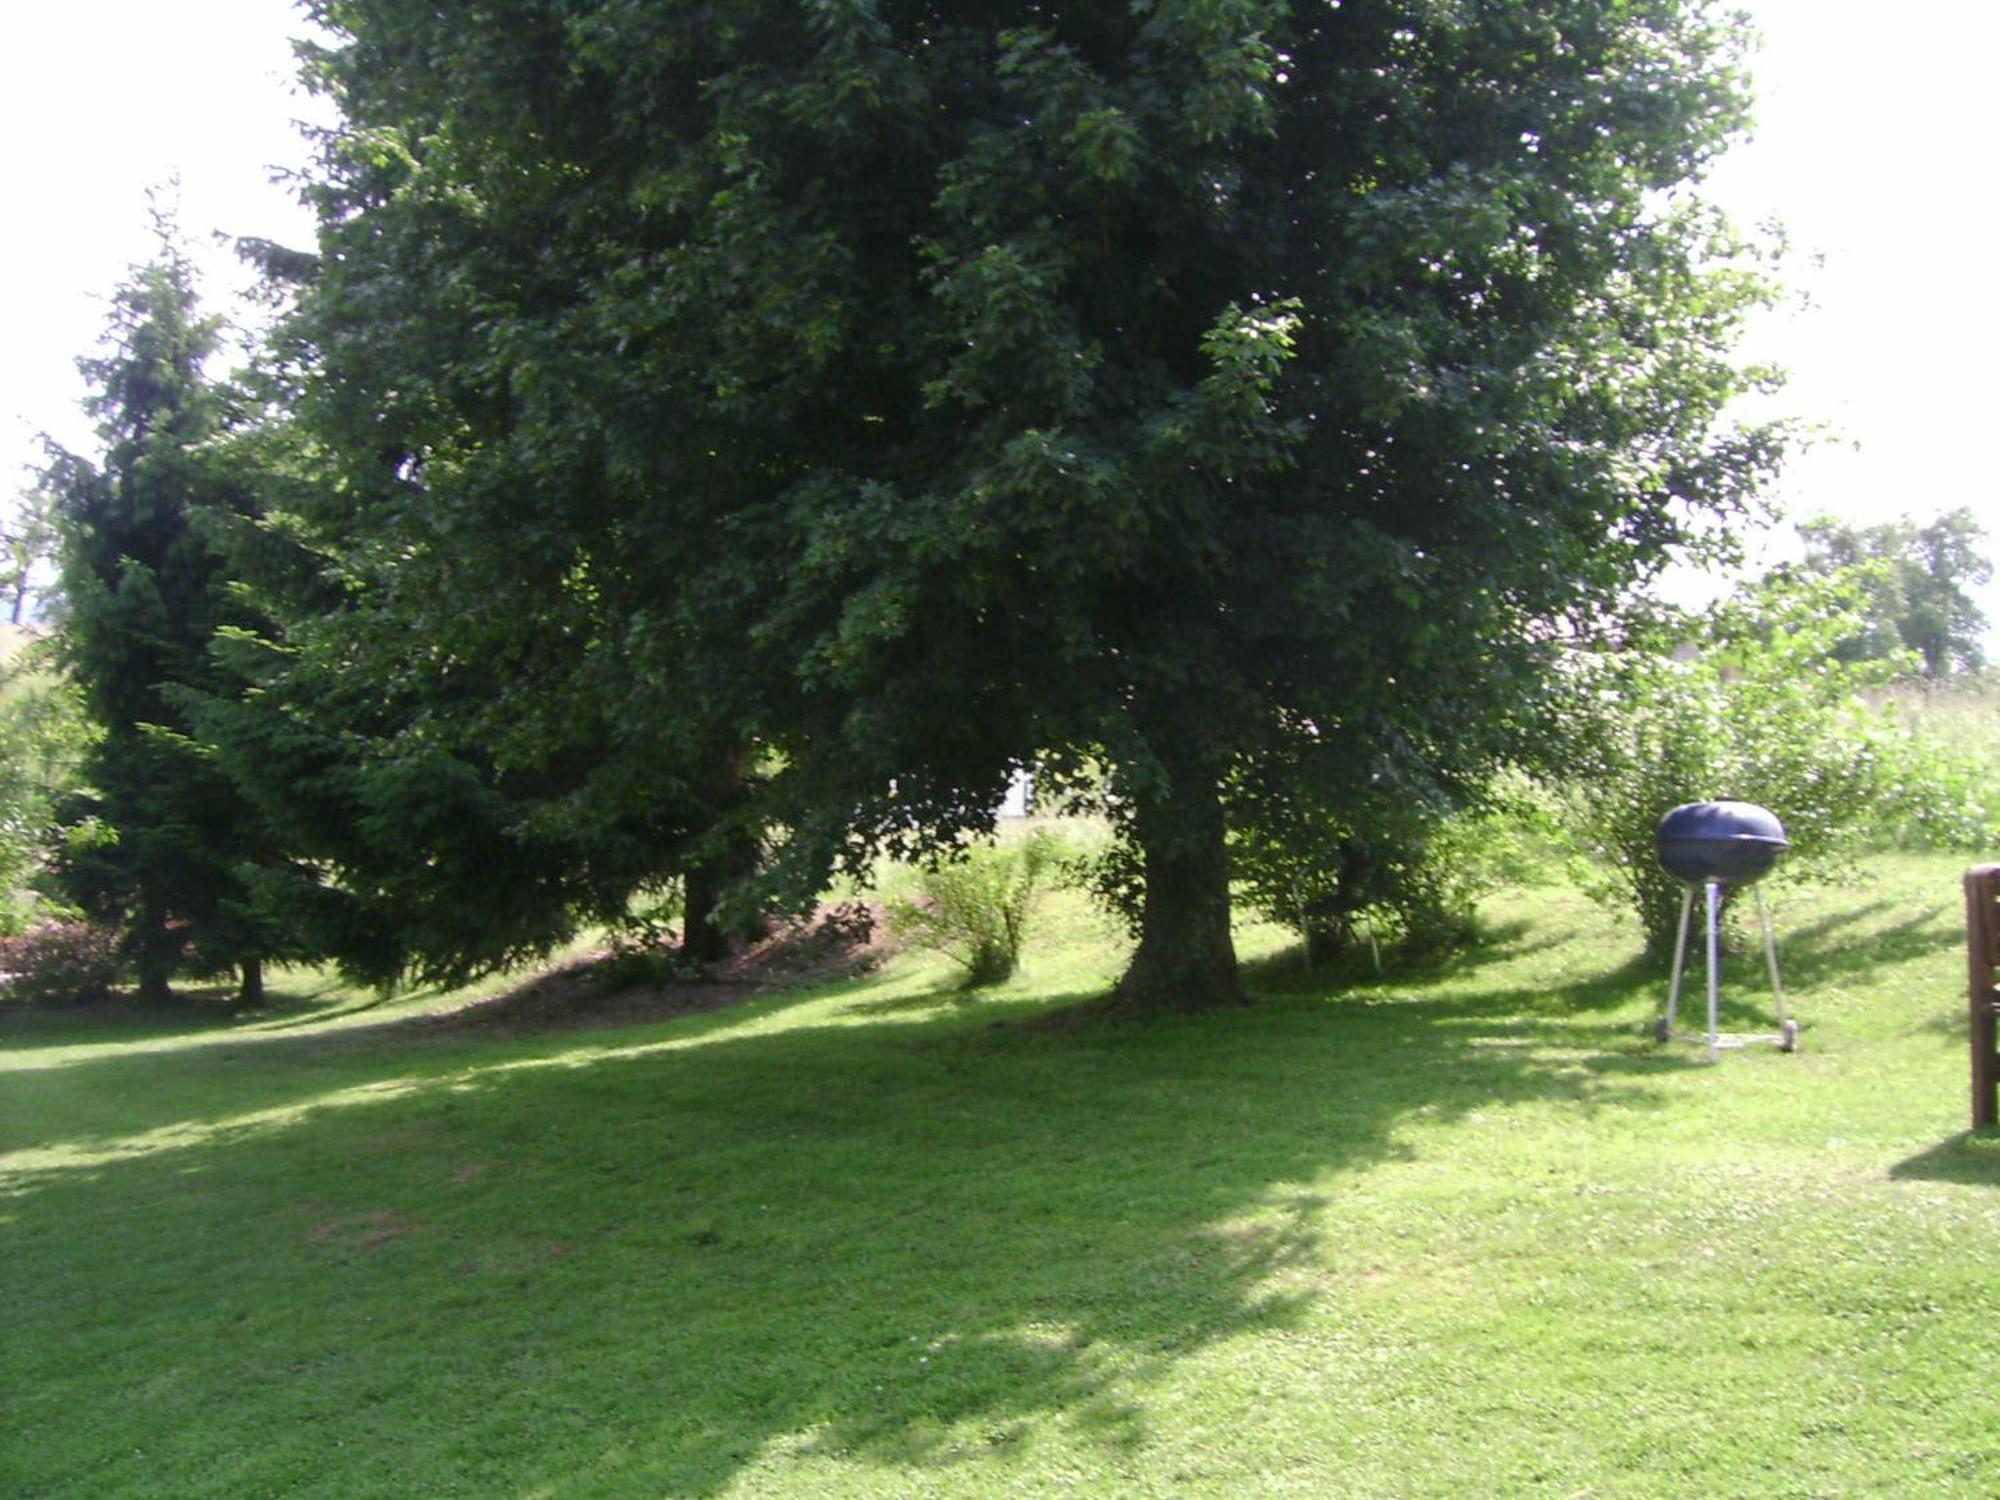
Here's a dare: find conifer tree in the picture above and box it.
[42,224,283,1003]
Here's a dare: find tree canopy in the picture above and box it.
[246,0,1784,1007]
[1787,509,1990,677]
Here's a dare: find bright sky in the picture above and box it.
[2,0,1994,628]
[1695,0,2000,632]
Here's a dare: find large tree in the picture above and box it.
[41,231,285,1004]
[272,0,1781,1008]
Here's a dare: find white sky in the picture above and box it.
[1693,0,2000,632]
[2,0,1995,629]
[0,2,326,472]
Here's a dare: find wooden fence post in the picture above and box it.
[1968,865,2000,1131]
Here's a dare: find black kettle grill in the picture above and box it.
[1653,800,1797,1060]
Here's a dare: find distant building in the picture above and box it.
[998,768,1034,819]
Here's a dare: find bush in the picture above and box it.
[0,920,122,1005]
[0,660,95,935]
[1224,735,1566,968]
[1553,574,1994,953]
[1232,789,1525,966]
[886,831,1059,987]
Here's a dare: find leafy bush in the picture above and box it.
[887,831,1060,987]
[0,920,122,1005]
[1231,781,1532,966]
[592,939,706,992]
[0,657,95,936]
[1553,573,1993,953]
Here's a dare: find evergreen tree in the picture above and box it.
[273,0,1783,1009]
[41,226,284,1003]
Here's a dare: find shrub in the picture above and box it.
[0,920,122,1005]
[0,662,95,936]
[886,831,1060,987]
[1231,782,1528,966]
[1553,574,1994,953]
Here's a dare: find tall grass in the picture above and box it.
[1874,671,2000,783]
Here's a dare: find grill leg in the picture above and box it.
[1755,886,1787,1022]
[1704,880,1722,1063]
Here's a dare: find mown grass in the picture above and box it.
[4,853,1996,1498]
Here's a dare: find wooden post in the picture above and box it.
[1967,865,2000,1131]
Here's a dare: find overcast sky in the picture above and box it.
[3,1,1994,624]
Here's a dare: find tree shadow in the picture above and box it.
[839,984,985,1017]
[4,955,1685,1497]
[1888,1132,2000,1187]
[1762,900,1960,987]
[1237,916,1570,996]
[0,963,875,1159]
[0,975,366,1051]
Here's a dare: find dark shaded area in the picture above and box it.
[0,975,366,1050]
[0,901,893,1057]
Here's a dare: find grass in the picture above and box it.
[4,852,1997,1497]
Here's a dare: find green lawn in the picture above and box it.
[5,854,1996,1497]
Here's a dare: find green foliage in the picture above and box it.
[1234,785,1550,965]
[591,943,705,995]
[1783,508,1991,677]
[1,485,58,626]
[590,881,705,990]
[1554,574,1993,951]
[1870,671,2000,789]
[886,831,1060,988]
[0,644,95,935]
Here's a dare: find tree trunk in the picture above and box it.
[133,893,176,1005]
[681,856,732,964]
[681,827,769,963]
[1111,743,1246,1013]
[237,956,264,1007]
[680,746,768,964]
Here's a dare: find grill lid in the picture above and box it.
[1655,800,1789,887]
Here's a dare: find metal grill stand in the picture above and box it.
[1658,880,1796,1063]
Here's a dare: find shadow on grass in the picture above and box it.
[0,976,366,1051]
[1888,1132,2000,1187]
[3,949,1693,1497]
[1238,916,1568,997]
[839,985,982,1018]
[0,951,909,1183]
[1765,899,1960,987]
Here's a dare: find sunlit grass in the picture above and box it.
[4,854,1995,1497]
